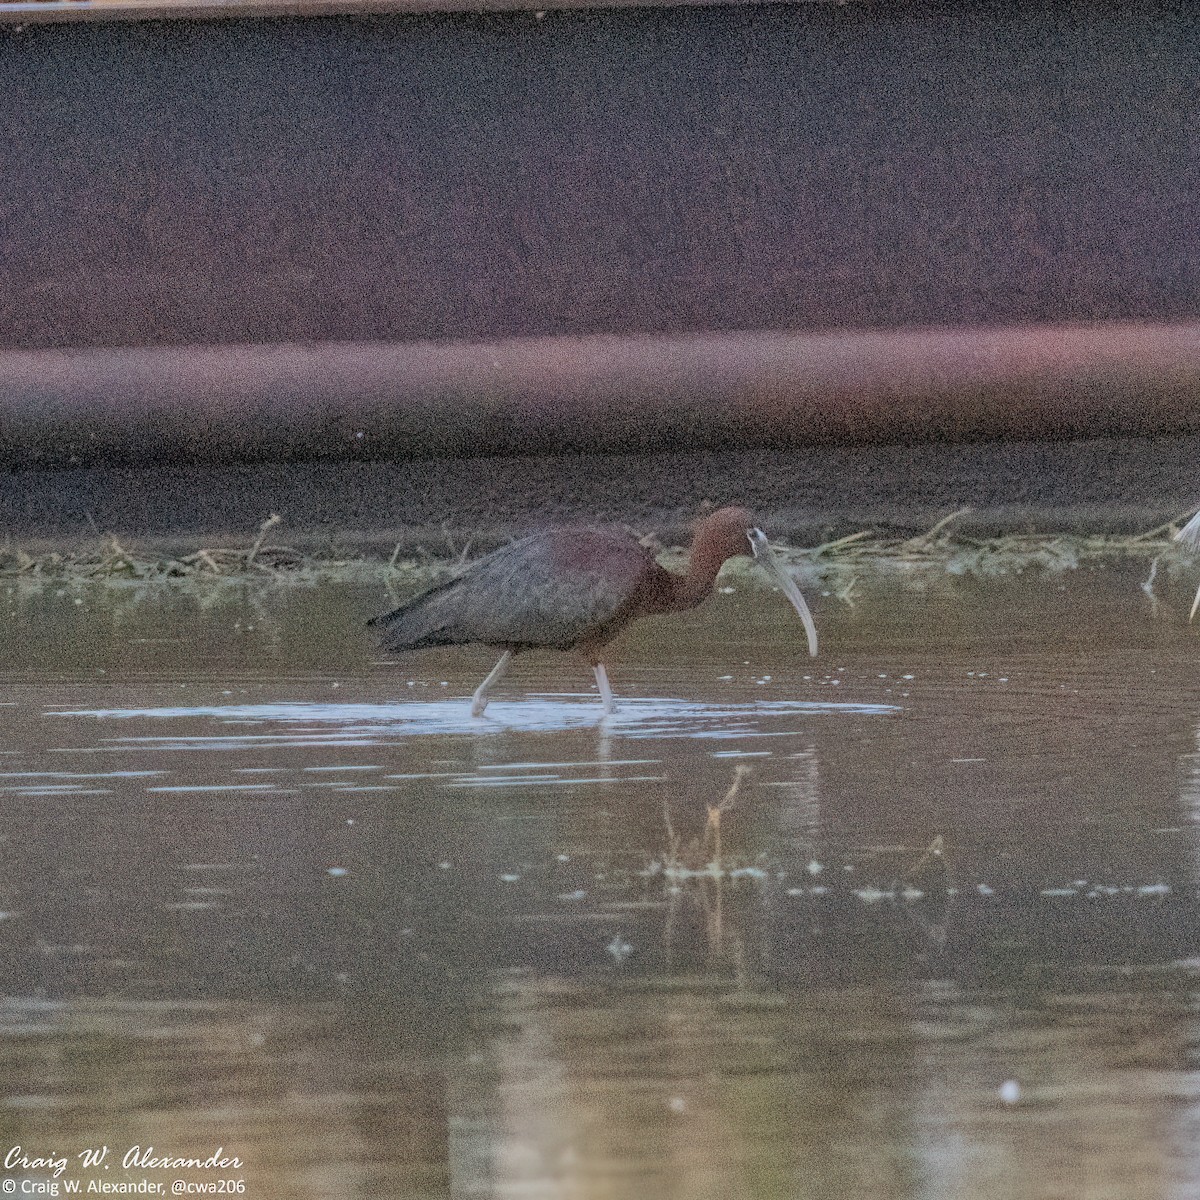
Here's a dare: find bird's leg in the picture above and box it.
[471,650,512,718]
[592,662,617,716]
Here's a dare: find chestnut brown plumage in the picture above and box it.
[369,506,818,716]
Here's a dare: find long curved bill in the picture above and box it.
[748,528,818,656]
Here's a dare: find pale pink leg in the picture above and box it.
[593,663,617,716]
[471,651,512,717]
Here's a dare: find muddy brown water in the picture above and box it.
[0,567,1199,1198]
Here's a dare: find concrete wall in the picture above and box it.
[3,0,1198,351]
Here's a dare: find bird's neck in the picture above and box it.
[668,545,728,611]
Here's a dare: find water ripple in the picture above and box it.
[45,695,900,745]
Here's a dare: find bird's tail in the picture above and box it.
[366,595,455,651]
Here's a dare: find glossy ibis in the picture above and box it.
[369,506,818,717]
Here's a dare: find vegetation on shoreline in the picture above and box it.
[2,508,1198,588]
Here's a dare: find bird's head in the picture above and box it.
[695,506,819,657]
[694,506,759,560]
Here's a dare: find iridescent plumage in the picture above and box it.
[369,507,817,716]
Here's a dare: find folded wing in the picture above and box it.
[368,529,661,652]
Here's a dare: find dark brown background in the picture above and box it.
[5,1,1200,539]
[3,0,1199,352]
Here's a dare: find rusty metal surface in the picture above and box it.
[1,322,1199,469]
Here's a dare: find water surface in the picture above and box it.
[0,570,1198,1198]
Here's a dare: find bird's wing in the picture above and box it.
[371,529,658,651]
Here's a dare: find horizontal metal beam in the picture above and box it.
[3,321,1200,469]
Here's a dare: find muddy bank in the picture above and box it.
[4,434,1200,560]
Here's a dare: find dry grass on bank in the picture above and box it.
[2,508,1199,587]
